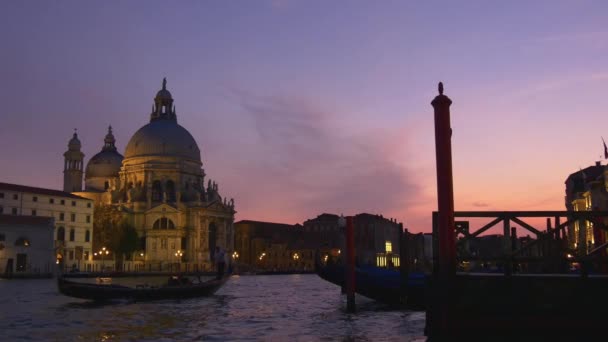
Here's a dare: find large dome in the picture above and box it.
[124,120,201,162]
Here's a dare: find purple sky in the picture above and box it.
[1,1,608,232]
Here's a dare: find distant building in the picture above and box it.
[0,182,94,268]
[234,220,314,272]
[565,161,607,254]
[0,215,55,277]
[303,213,402,268]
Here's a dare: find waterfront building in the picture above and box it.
[0,182,94,268]
[565,161,607,254]
[0,215,56,277]
[302,213,402,268]
[68,79,235,269]
[234,220,315,272]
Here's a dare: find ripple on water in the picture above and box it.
[0,275,426,341]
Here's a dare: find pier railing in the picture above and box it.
[432,211,608,276]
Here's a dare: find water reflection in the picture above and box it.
[0,274,426,341]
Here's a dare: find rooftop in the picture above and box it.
[0,182,91,200]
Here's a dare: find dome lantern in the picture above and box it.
[103,125,117,152]
[150,78,176,122]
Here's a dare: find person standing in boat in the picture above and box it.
[214,246,226,280]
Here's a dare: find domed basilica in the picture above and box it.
[62,79,235,268]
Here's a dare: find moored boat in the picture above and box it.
[315,261,427,309]
[57,274,230,301]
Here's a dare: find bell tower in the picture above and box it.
[63,129,84,192]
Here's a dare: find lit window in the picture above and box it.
[385,241,392,253]
[14,237,30,247]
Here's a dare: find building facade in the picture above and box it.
[0,182,94,268]
[68,79,235,269]
[0,215,55,277]
[565,161,608,254]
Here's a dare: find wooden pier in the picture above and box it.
[426,83,608,339]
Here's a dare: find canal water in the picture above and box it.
[0,274,426,341]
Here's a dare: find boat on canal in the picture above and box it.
[57,274,230,302]
[315,260,427,309]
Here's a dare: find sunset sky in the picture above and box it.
[1,1,607,233]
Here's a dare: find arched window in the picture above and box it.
[57,227,65,241]
[152,180,162,201]
[166,180,176,202]
[14,237,30,247]
[85,230,90,242]
[153,218,175,229]
[69,229,75,241]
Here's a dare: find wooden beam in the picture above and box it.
[511,217,542,236]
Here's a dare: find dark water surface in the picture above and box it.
[0,274,426,341]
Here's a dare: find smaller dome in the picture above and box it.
[85,126,123,179]
[85,150,124,179]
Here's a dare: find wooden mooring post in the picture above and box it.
[346,216,356,312]
[426,82,456,338]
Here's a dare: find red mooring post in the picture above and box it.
[346,215,356,312]
[432,82,456,331]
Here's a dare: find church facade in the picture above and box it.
[64,79,235,269]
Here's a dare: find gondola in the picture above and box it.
[315,260,427,309]
[57,274,230,302]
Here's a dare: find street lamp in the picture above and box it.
[175,250,183,271]
[98,247,109,272]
